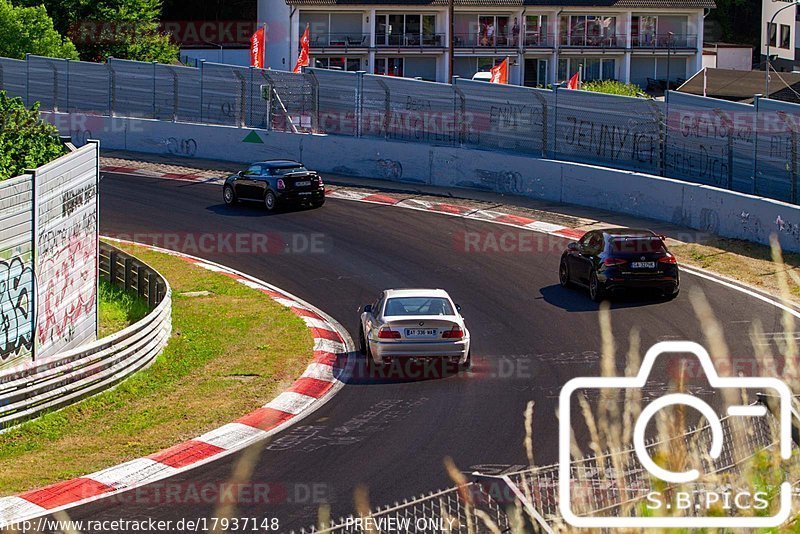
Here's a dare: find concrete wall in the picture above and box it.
[42,112,800,253]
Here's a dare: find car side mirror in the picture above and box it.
[455,304,462,312]
[363,304,373,314]
[567,242,580,252]
[237,170,244,177]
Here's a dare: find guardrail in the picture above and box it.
[0,241,171,431]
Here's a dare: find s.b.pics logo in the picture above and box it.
[558,341,793,529]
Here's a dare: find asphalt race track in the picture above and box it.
[58,172,791,531]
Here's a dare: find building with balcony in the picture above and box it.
[260,0,712,88]
[761,0,799,73]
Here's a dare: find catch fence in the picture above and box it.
[1,55,799,204]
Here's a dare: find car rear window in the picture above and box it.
[384,297,454,316]
[271,166,307,176]
[609,237,667,254]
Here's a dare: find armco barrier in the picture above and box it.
[42,112,800,253]
[0,241,171,430]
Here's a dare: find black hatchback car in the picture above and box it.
[223,160,325,211]
[559,228,680,302]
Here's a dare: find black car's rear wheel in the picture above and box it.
[589,270,605,302]
[559,259,572,288]
[223,185,237,205]
[312,197,325,209]
[264,191,277,211]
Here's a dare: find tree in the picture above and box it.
[0,92,66,182]
[0,0,78,60]
[16,0,178,63]
[706,0,760,48]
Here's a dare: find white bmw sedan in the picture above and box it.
[359,289,471,370]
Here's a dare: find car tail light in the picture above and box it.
[603,258,627,266]
[659,254,677,264]
[442,326,464,339]
[378,327,401,339]
[318,176,324,186]
[277,179,286,190]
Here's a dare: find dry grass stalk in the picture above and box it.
[354,484,375,534]
[211,440,267,533]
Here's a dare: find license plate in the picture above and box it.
[298,192,312,196]
[295,181,311,187]
[630,262,656,269]
[405,328,437,338]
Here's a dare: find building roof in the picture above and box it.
[677,67,800,103]
[287,0,714,7]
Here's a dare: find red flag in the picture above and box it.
[293,24,310,74]
[489,58,508,84]
[250,26,265,68]
[566,71,580,89]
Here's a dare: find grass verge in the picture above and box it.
[0,242,312,494]
[98,279,150,338]
[669,236,800,302]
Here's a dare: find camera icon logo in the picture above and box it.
[558,341,793,529]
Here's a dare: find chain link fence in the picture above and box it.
[294,483,513,534]
[2,55,800,206]
[294,404,795,533]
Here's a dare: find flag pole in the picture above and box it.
[578,65,583,90]
[262,23,267,69]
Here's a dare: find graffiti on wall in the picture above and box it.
[36,179,98,352]
[0,257,34,362]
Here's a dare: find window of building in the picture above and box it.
[767,22,778,47]
[375,57,404,76]
[632,15,657,46]
[557,57,615,82]
[313,57,361,71]
[300,12,363,47]
[780,24,791,49]
[560,15,617,46]
[375,14,437,46]
[523,58,548,86]
[525,15,548,46]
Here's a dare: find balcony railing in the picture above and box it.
[559,33,625,48]
[453,33,520,49]
[375,33,446,48]
[523,33,555,48]
[631,33,697,49]
[309,33,370,49]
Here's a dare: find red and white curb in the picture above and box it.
[0,240,354,528]
[324,189,587,241]
[101,165,223,184]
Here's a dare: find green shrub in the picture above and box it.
[581,79,649,98]
[0,91,66,181]
[0,0,78,60]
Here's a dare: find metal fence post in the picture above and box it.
[752,94,762,195]
[152,61,157,118]
[64,59,70,112]
[452,76,464,147]
[308,71,320,133]
[107,57,115,117]
[28,167,39,362]
[199,59,205,123]
[171,69,179,122]
[662,89,670,177]
[356,71,365,138]
[50,63,59,113]
[248,66,254,127]
[234,70,247,128]
[25,53,30,107]
[552,82,561,158]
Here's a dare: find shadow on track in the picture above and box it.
[539,284,673,312]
